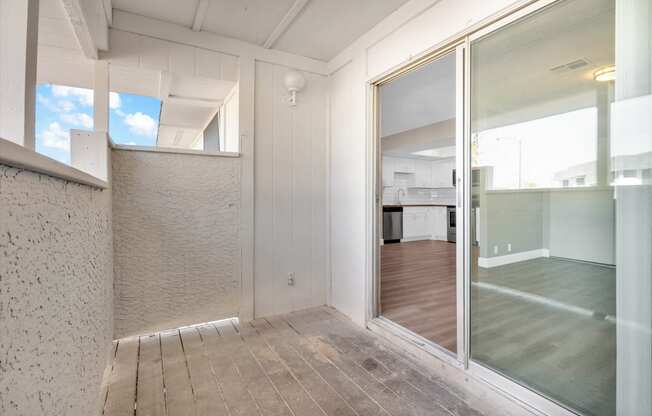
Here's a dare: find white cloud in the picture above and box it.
[40,122,69,150]
[52,85,93,107]
[124,112,158,137]
[59,100,76,113]
[61,112,93,129]
[50,85,122,110]
[110,92,121,109]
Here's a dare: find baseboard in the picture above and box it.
[478,248,549,268]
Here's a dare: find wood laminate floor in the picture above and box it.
[380,240,616,416]
[380,240,457,352]
[473,258,616,416]
[101,306,522,416]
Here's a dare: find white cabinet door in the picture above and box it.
[394,158,415,173]
[434,207,448,240]
[382,157,394,187]
[414,159,432,188]
[431,159,454,188]
[426,207,436,238]
[403,207,429,240]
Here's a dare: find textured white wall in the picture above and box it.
[254,62,329,317]
[0,163,114,416]
[112,149,240,338]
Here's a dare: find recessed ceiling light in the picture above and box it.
[594,65,615,82]
[412,146,456,158]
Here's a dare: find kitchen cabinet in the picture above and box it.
[403,207,429,240]
[431,159,455,188]
[403,206,448,241]
[393,158,415,173]
[382,156,394,187]
[430,206,448,241]
[413,159,432,188]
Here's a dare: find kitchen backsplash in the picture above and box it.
[383,185,456,205]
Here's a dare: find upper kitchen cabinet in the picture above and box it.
[393,158,415,173]
[432,159,455,188]
[382,156,395,187]
[414,159,432,188]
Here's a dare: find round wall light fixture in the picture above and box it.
[284,70,306,106]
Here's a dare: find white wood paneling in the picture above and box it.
[254,61,328,317]
[105,29,239,82]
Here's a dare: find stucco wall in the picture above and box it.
[112,149,240,338]
[0,164,113,416]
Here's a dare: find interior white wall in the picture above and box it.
[329,56,369,325]
[327,0,523,325]
[254,62,329,317]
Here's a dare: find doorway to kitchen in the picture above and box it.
[377,47,464,356]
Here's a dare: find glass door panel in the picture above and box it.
[468,0,629,415]
[378,49,462,355]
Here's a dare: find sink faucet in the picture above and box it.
[395,188,406,204]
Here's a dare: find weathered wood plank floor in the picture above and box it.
[101,306,513,416]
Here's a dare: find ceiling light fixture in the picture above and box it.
[594,65,616,82]
[284,70,306,106]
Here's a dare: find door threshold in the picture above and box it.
[367,316,463,369]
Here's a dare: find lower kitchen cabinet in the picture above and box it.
[403,206,448,241]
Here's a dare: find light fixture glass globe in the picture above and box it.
[284,70,306,92]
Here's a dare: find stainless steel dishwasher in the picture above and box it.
[383,206,403,244]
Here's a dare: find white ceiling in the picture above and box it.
[111,0,410,61]
[380,52,456,138]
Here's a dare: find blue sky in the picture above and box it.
[35,84,161,164]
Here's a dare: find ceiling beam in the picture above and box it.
[112,10,329,75]
[102,0,112,26]
[166,95,223,107]
[263,0,309,49]
[191,0,209,32]
[60,0,99,59]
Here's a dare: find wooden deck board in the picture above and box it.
[103,337,139,416]
[160,331,195,416]
[103,307,532,416]
[136,334,165,416]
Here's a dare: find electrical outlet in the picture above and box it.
[493,245,498,254]
[507,243,512,252]
[288,272,295,286]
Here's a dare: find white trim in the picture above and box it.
[111,10,329,75]
[478,248,549,268]
[367,317,462,368]
[102,0,112,26]
[237,56,256,322]
[60,0,99,59]
[0,137,109,189]
[111,143,240,158]
[263,0,310,49]
[191,0,209,32]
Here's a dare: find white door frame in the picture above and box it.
[366,0,584,414]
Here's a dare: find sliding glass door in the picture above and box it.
[468,0,651,415]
